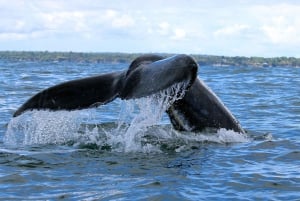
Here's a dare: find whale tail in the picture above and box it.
[13,54,198,117]
[13,54,244,134]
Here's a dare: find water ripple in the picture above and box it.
[1,61,300,200]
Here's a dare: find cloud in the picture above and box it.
[214,24,250,37]
[260,15,300,45]
[261,19,300,44]
[251,3,300,45]
[0,2,136,42]
[0,33,26,40]
[1,0,300,56]
[158,22,170,36]
[40,11,86,31]
[154,22,187,40]
[171,28,186,40]
[102,9,135,28]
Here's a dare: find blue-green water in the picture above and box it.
[0,60,299,200]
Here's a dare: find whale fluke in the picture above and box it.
[13,54,244,134]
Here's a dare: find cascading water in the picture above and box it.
[110,82,189,152]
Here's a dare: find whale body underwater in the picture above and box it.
[13,54,245,134]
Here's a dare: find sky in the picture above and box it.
[1,0,300,57]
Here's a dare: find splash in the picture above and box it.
[4,81,250,152]
[76,82,189,152]
[4,109,93,146]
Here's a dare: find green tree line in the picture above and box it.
[1,51,299,67]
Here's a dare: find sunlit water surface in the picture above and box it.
[0,60,299,200]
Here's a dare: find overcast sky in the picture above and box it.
[1,0,300,57]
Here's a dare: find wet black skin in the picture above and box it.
[13,54,244,133]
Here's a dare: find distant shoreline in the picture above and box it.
[1,51,299,67]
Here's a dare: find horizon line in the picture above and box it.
[0,50,299,59]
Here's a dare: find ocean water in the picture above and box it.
[0,59,299,200]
